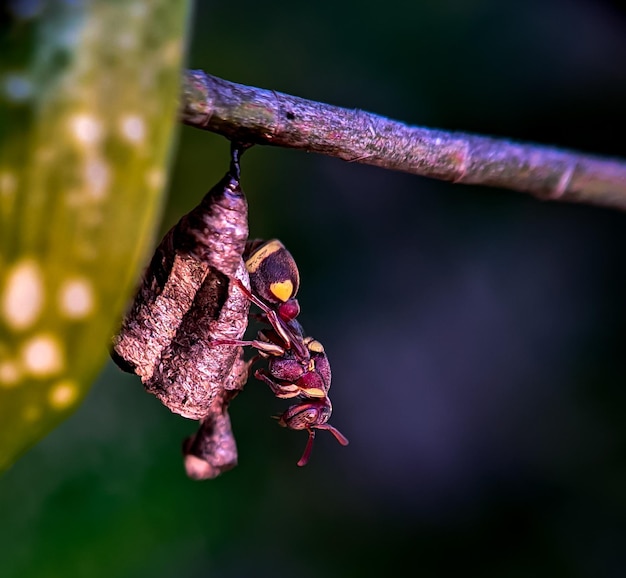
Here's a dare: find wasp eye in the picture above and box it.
[281,404,321,430]
[297,408,318,425]
[306,408,320,422]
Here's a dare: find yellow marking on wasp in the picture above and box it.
[48,380,78,410]
[58,277,95,319]
[303,387,325,399]
[1,259,45,330]
[270,280,293,302]
[245,239,285,274]
[21,334,64,377]
[307,339,324,353]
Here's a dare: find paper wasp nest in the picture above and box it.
[112,149,251,479]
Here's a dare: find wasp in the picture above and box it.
[216,239,348,466]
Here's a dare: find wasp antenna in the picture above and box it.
[316,423,349,446]
[297,429,316,467]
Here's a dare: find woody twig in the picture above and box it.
[181,69,626,213]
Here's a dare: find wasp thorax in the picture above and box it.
[245,239,300,305]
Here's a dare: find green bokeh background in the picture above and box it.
[3,0,626,577]
[0,0,188,472]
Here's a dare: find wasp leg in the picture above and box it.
[254,368,301,399]
[232,278,309,360]
[213,338,286,357]
[297,429,316,467]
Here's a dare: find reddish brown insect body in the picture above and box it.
[278,397,349,467]
[216,239,348,466]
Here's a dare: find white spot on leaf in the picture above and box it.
[0,170,17,196]
[84,157,110,199]
[21,334,64,377]
[58,278,94,319]
[70,113,103,145]
[162,39,183,66]
[117,32,137,50]
[48,380,78,410]
[1,259,45,330]
[146,168,165,190]
[120,114,146,144]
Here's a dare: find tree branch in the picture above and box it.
[181,69,626,212]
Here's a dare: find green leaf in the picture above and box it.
[0,0,191,472]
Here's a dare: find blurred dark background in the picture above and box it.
[2,0,626,576]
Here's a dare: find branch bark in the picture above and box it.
[181,69,626,212]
